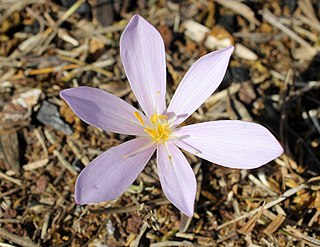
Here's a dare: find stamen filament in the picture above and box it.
[123,141,156,158]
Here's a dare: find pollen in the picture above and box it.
[134,112,172,144]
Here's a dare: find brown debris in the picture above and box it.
[238,202,265,235]
[0,0,319,246]
[263,213,286,234]
[0,132,20,172]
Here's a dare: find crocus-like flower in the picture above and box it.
[60,15,283,217]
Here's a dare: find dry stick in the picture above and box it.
[0,219,20,224]
[261,9,317,56]
[38,0,86,54]
[284,225,320,247]
[131,223,148,247]
[58,55,113,79]
[25,64,80,76]
[0,187,21,198]
[33,128,48,158]
[150,241,193,247]
[0,0,45,24]
[294,13,320,32]
[67,137,90,166]
[90,197,170,214]
[83,218,109,247]
[0,228,39,247]
[53,149,77,176]
[248,174,278,196]
[0,172,22,186]
[217,184,307,230]
[40,213,50,240]
[298,0,320,27]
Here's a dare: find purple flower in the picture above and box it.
[60,15,283,217]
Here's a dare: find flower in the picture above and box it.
[60,15,283,217]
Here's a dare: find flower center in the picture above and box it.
[134,111,172,144]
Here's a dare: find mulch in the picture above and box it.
[0,0,319,246]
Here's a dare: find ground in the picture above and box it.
[0,0,320,246]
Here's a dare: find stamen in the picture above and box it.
[171,136,201,155]
[139,112,173,144]
[151,113,158,125]
[134,111,145,125]
[158,115,168,120]
[144,128,154,137]
[123,141,156,158]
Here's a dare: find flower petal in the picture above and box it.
[157,142,196,217]
[120,14,166,117]
[60,86,147,136]
[75,138,156,204]
[167,46,234,126]
[173,121,283,169]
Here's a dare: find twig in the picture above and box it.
[0,172,22,186]
[0,219,20,224]
[261,9,317,56]
[0,187,21,198]
[33,129,48,158]
[248,174,278,196]
[130,223,148,247]
[298,0,320,27]
[150,241,194,247]
[0,228,39,247]
[38,0,86,54]
[40,213,50,240]
[25,64,79,76]
[0,0,45,24]
[53,149,77,176]
[284,225,320,247]
[90,197,170,214]
[217,184,307,230]
[294,13,320,32]
[83,218,108,247]
[23,159,49,171]
[0,242,17,247]
[67,137,90,166]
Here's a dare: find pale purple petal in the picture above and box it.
[120,14,166,117]
[173,121,283,169]
[60,86,147,136]
[157,142,196,217]
[167,46,234,126]
[75,138,156,204]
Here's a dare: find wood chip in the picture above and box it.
[23,158,49,171]
[263,214,286,234]
[0,132,20,172]
[238,202,265,234]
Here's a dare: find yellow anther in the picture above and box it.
[134,111,145,125]
[144,128,154,137]
[158,115,168,120]
[134,111,172,144]
[144,113,172,144]
[151,113,158,125]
